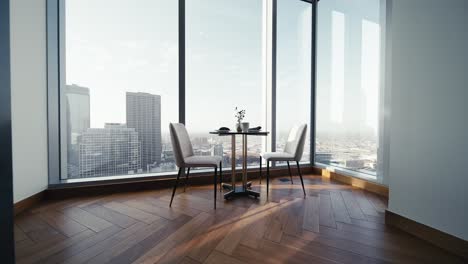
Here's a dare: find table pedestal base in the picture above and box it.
[222,183,260,199]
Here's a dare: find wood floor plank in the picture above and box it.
[349,218,387,231]
[15,212,51,234]
[86,218,169,264]
[14,238,35,249]
[14,224,29,242]
[42,225,123,264]
[17,229,95,264]
[27,227,62,243]
[187,208,246,262]
[216,202,282,255]
[124,198,183,220]
[63,222,148,264]
[232,239,336,264]
[352,189,380,217]
[155,211,231,264]
[103,201,162,224]
[141,196,202,217]
[15,232,66,259]
[264,200,291,242]
[239,203,277,250]
[365,213,386,224]
[319,193,337,229]
[111,215,192,264]
[312,226,432,263]
[284,198,316,240]
[330,191,352,224]
[61,207,114,232]
[160,192,228,213]
[180,256,202,264]
[341,190,367,220]
[306,233,414,263]
[143,196,187,219]
[133,212,211,264]
[332,222,464,263]
[204,251,247,264]
[302,195,320,232]
[82,204,138,228]
[39,210,89,237]
[364,192,388,213]
[280,234,388,264]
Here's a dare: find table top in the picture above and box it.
[209,131,269,136]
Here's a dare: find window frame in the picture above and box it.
[313,0,387,183]
[46,0,320,185]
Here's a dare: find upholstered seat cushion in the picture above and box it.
[262,152,295,161]
[184,156,222,167]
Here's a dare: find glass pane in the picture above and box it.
[276,0,312,165]
[61,0,178,179]
[316,0,383,177]
[186,0,265,169]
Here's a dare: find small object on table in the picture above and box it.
[248,126,262,132]
[216,127,230,133]
[241,122,250,132]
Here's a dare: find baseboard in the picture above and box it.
[14,191,45,216]
[385,210,468,260]
[46,166,316,200]
[314,167,389,197]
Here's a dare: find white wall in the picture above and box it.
[10,0,48,203]
[387,0,468,240]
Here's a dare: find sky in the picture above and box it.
[64,0,382,137]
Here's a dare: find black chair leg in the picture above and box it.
[259,156,262,184]
[214,167,218,209]
[287,161,293,184]
[170,167,182,207]
[296,161,306,196]
[266,160,270,196]
[184,167,190,192]
[219,162,223,192]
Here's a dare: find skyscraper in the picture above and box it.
[78,123,141,178]
[65,84,90,178]
[126,92,162,172]
[65,84,90,136]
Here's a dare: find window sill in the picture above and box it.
[49,164,314,190]
[314,162,380,183]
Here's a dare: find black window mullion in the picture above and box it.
[271,0,277,162]
[311,0,318,166]
[179,0,185,125]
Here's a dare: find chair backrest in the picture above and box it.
[169,123,194,167]
[284,124,308,161]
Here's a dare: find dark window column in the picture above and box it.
[0,0,15,262]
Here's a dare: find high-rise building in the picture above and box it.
[65,84,90,137]
[213,143,223,157]
[126,92,162,172]
[77,123,141,178]
[65,84,90,178]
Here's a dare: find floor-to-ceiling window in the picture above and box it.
[276,0,312,165]
[60,0,179,179]
[185,0,265,169]
[315,0,384,178]
[50,0,318,183]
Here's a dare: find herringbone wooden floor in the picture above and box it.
[14,174,463,264]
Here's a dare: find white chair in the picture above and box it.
[259,124,307,196]
[169,123,222,209]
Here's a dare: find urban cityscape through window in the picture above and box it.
[59,0,383,180]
